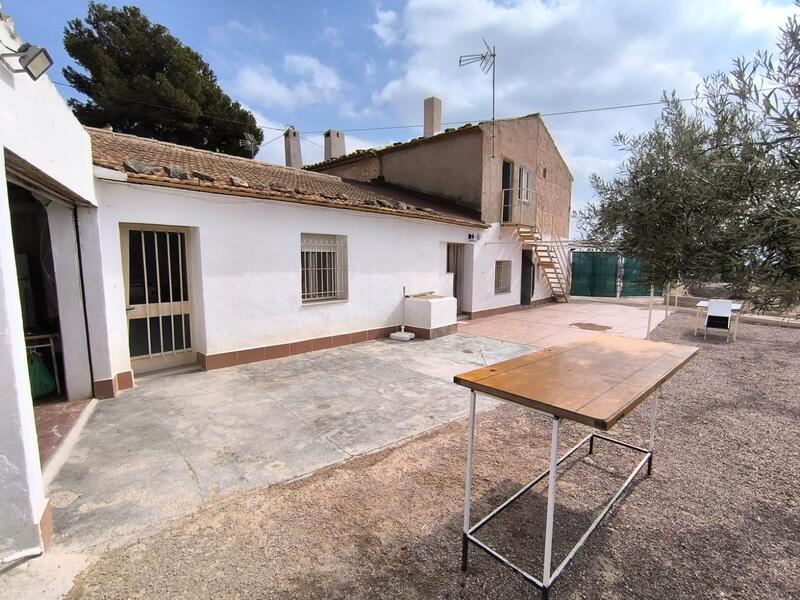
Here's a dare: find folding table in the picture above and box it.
[454,335,697,599]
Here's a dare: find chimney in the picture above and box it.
[423,96,442,138]
[324,129,346,161]
[284,126,303,168]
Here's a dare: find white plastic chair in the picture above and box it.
[705,299,733,342]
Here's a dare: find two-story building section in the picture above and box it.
[306,99,574,319]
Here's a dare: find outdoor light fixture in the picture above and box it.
[1,42,53,81]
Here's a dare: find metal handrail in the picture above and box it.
[499,188,538,226]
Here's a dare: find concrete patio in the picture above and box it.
[46,333,534,554]
[459,298,669,346]
[2,299,671,599]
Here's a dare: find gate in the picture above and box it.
[570,251,618,297]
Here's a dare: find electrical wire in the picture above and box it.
[51,78,787,141]
[51,80,286,130]
[301,135,323,148]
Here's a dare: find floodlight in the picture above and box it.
[1,42,53,80]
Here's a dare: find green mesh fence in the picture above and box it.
[620,257,661,296]
[570,252,618,297]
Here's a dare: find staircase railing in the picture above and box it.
[499,188,538,227]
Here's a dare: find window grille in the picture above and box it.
[301,233,348,302]
[495,260,511,294]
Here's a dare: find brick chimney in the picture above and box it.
[324,129,346,161]
[423,96,442,138]
[284,126,303,168]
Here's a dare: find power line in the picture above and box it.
[300,135,323,149]
[51,80,286,131]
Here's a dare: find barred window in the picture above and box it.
[494,260,511,294]
[301,233,348,302]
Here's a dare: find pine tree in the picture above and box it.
[63,3,263,157]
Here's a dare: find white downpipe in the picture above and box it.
[1,546,42,565]
[400,285,407,333]
[646,285,654,340]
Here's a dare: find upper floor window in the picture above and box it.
[518,167,530,201]
[301,233,348,303]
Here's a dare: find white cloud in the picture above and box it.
[233,54,343,111]
[322,25,342,47]
[367,0,795,234]
[209,20,270,45]
[371,8,400,46]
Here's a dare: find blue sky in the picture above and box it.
[4,0,797,234]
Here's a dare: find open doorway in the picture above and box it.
[8,182,92,469]
[446,243,466,316]
[521,248,535,306]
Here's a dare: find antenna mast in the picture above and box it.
[459,38,496,157]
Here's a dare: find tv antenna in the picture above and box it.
[459,38,496,157]
[239,131,260,158]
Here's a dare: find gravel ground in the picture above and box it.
[67,314,800,599]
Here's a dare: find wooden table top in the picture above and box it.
[454,335,698,431]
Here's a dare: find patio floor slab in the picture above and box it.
[45,333,534,554]
[458,298,671,345]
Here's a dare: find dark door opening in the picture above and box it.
[501,160,514,223]
[521,249,535,306]
[446,243,465,315]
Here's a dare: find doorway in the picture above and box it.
[501,160,514,223]
[446,243,465,315]
[521,249,535,306]
[121,225,194,373]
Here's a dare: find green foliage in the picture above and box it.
[581,5,800,314]
[63,3,263,157]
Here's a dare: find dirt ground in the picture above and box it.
[67,314,800,599]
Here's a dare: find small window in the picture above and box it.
[301,233,348,302]
[543,167,548,179]
[518,167,530,201]
[494,260,511,294]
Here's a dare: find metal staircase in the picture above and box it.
[516,225,570,302]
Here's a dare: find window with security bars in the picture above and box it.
[301,233,348,302]
[495,260,511,294]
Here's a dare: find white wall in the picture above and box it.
[0,150,46,556]
[44,201,92,399]
[94,178,482,369]
[467,224,522,312]
[0,17,95,207]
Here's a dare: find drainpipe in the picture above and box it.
[0,547,42,565]
[72,206,95,398]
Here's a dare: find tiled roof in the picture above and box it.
[304,123,481,171]
[86,127,485,228]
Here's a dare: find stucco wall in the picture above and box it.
[0,149,45,556]
[480,116,572,238]
[0,17,95,207]
[94,178,482,372]
[380,130,484,211]
[315,130,484,211]
[314,155,381,183]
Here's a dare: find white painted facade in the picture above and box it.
[0,14,97,558]
[94,175,482,372]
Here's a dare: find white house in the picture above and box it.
[0,12,488,560]
[0,9,573,560]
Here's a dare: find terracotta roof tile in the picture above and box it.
[304,123,480,171]
[86,127,484,228]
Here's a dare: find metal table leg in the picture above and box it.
[647,391,658,476]
[541,416,561,599]
[461,390,477,571]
